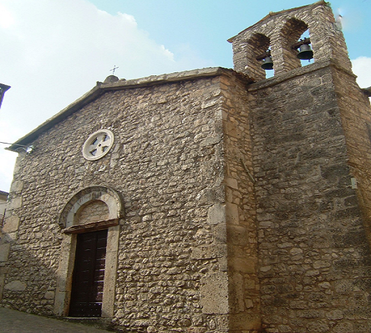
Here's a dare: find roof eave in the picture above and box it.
[8,83,105,151]
[8,67,251,151]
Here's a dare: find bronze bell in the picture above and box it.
[297,43,313,60]
[261,56,274,70]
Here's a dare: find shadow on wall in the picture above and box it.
[0,234,59,315]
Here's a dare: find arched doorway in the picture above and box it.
[54,186,123,318]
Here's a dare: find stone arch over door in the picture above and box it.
[59,185,124,230]
[54,186,123,318]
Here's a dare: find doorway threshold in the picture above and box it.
[63,317,114,331]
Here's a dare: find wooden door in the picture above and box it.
[69,229,108,317]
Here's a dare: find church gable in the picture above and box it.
[1,67,255,331]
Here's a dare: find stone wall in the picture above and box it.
[228,2,371,328]
[220,73,260,331]
[0,190,9,303]
[1,69,258,332]
[0,191,8,239]
[332,65,371,243]
[249,61,371,332]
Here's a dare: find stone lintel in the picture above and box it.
[62,219,118,234]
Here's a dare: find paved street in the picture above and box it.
[0,307,114,333]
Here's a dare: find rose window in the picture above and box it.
[82,129,114,161]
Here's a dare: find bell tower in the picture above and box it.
[228,0,352,80]
[227,1,371,332]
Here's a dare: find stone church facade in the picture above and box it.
[1,1,371,332]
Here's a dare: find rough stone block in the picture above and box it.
[225,178,238,190]
[0,243,10,261]
[207,204,226,225]
[54,291,68,316]
[4,280,26,291]
[200,272,229,314]
[227,225,248,246]
[10,181,23,192]
[2,216,20,233]
[190,246,217,260]
[226,202,239,225]
[8,197,22,210]
[213,223,227,243]
[44,291,55,300]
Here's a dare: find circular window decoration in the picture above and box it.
[82,129,114,161]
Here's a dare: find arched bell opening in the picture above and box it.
[294,29,314,67]
[248,33,272,81]
[280,18,312,72]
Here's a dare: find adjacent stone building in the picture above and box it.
[1,1,371,332]
[0,190,8,237]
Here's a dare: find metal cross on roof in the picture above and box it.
[110,65,119,75]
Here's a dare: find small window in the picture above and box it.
[82,129,114,161]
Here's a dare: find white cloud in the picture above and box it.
[0,3,15,28]
[352,57,371,88]
[0,0,208,191]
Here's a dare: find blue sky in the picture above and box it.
[88,0,371,69]
[0,0,370,191]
